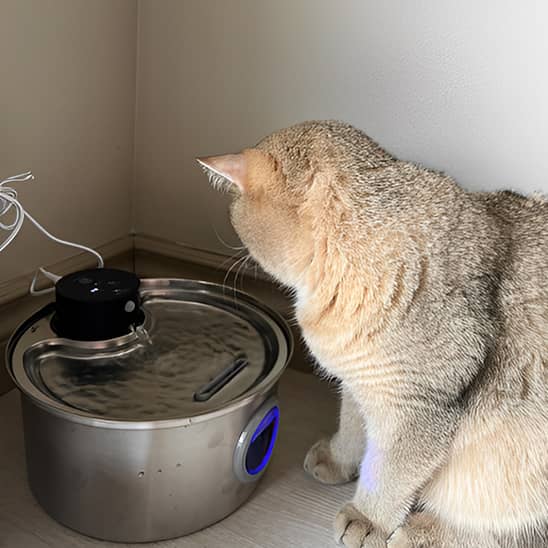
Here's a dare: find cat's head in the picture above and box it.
[197,120,394,288]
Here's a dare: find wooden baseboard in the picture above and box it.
[1,233,270,307]
[133,233,271,283]
[0,236,133,306]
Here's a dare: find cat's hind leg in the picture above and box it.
[389,513,548,548]
[388,512,500,548]
[333,507,484,548]
[304,386,365,484]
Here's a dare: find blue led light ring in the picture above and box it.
[233,396,280,483]
[246,406,280,475]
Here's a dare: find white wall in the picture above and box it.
[0,0,137,284]
[135,0,548,255]
[2,1,546,278]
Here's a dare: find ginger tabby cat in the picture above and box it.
[198,121,547,547]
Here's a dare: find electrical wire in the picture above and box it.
[0,171,104,295]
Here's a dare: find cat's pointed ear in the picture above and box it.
[196,153,247,192]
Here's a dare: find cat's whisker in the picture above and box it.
[232,253,252,300]
[219,250,246,276]
[241,255,253,286]
[222,253,250,303]
[212,225,246,252]
[221,252,247,292]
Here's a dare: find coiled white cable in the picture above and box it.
[0,171,104,295]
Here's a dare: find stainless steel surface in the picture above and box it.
[22,299,267,420]
[21,393,262,542]
[194,354,249,402]
[0,370,347,548]
[6,278,293,542]
[9,278,290,425]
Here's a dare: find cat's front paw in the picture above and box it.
[334,503,384,548]
[386,527,410,548]
[304,439,358,485]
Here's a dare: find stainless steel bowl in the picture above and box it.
[6,278,292,542]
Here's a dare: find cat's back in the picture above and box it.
[478,189,547,240]
[473,188,547,399]
[487,189,546,320]
[459,188,547,404]
[476,189,547,294]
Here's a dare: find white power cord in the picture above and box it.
[0,171,104,295]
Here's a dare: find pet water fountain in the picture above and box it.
[1,172,292,542]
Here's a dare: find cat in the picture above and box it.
[197,121,547,548]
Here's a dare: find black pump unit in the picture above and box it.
[51,268,143,341]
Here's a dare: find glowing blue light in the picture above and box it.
[360,437,382,492]
[246,406,280,475]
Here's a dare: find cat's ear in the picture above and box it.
[196,153,247,192]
